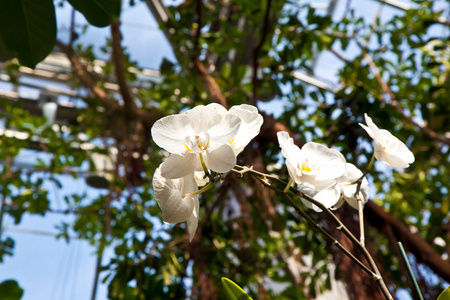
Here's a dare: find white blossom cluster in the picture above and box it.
[151,104,263,241]
[278,114,414,212]
[151,105,414,241]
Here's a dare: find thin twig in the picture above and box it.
[355,40,450,146]
[245,172,376,277]
[356,194,365,246]
[233,165,394,300]
[55,40,112,105]
[55,40,160,128]
[354,153,375,247]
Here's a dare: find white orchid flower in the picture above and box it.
[334,163,369,210]
[298,183,341,212]
[152,104,241,179]
[277,131,347,210]
[193,171,208,187]
[184,103,263,155]
[277,131,347,188]
[152,167,199,242]
[359,113,415,168]
[227,104,263,155]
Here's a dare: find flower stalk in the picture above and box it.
[355,152,375,246]
[183,181,215,198]
[232,164,394,300]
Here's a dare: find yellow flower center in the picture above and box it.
[299,158,319,174]
[184,132,210,153]
[301,165,311,173]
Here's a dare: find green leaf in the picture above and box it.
[68,0,121,27]
[0,0,56,68]
[437,286,450,300]
[221,277,252,300]
[0,38,15,61]
[0,280,24,300]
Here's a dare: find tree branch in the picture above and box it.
[110,20,138,121]
[366,201,450,282]
[55,40,117,110]
[252,0,272,106]
[355,41,450,146]
[233,165,393,299]
[193,59,229,108]
[55,40,160,128]
[192,0,202,60]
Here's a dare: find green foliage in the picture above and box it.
[0,0,56,67]
[0,0,121,67]
[0,237,15,262]
[221,277,253,300]
[438,286,450,300]
[0,280,24,300]
[67,0,121,27]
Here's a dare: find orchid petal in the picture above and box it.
[342,177,369,210]
[205,144,236,173]
[364,113,383,140]
[151,114,194,155]
[362,114,415,168]
[187,197,200,242]
[301,185,340,212]
[193,171,208,187]
[206,103,228,114]
[207,114,241,151]
[185,105,212,133]
[359,123,374,139]
[337,163,369,210]
[152,168,196,224]
[314,186,341,210]
[298,184,340,212]
[302,142,346,181]
[228,105,263,155]
[160,153,197,179]
[336,163,362,184]
[277,131,303,168]
[162,189,195,224]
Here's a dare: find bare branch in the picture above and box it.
[55,40,116,110]
[356,41,450,146]
[194,59,229,108]
[55,40,160,129]
[366,201,450,282]
[110,20,138,120]
[252,0,272,106]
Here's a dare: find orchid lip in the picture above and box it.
[184,132,210,153]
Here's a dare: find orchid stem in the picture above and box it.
[183,181,215,198]
[397,242,424,300]
[367,152,376,172]
[199,153,214,182]
[232,164,394,300]
[355,152,376,246]
[284,178,293,193]
[357,193,365,246]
